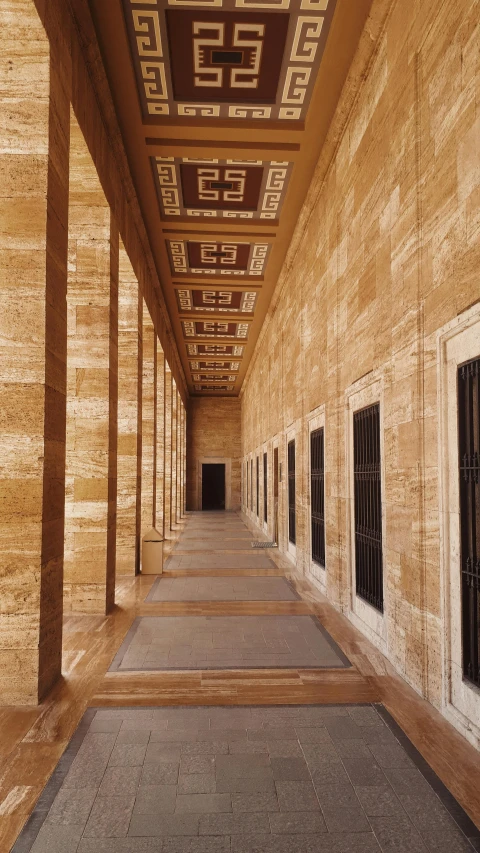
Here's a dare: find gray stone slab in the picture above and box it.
[275,780,320,812]
[110,615,349,672]
[133,785,177,815]
[128,813,200,836]
[163,839,230,853]
[83,795,135,838]
[14,703,480,853]
[198,813,271,835]
[175,793,232,813]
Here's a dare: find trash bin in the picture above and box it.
[142,528,164,574]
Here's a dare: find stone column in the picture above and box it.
[0,4,70,703]
[141,301,156,548]
[116,243,141,574]
[156,342,165,536]
[64,112,118,614]
[171,379,178,529]
[164,363,172,536]
[182,403,187,515]
[176,390,182,523]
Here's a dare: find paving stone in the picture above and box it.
[77,840,161,852]
[128,813,200,836]
[162,838,230,853]
[324,718,364,741]
[343,758,386,787]
[133,785,177,815]
[231,792,279,813]
[108,744,148,767]
[145,742,182,764]
[266,740,304,758]
[98,766,142,797]
[116,730,152,746]
[88,718,123,734]
[355,785,407,817]
[198,813,271,835]
[178,773,216,794]
[229,740,269,754]
[83,794,135,837]
[140,762,179,786]
[270,757,310,781]
[269,812,327,834]
[215,754,270,774]
[30,824,84,853]
[215,770,275,794]
[230,834,333,853]
[321,805,372,834]
[175,793,232,813]
[45,787,97,826]
[371,826,429,852]
[180,756,215,775]
[368,742,414,770]
[294,727,331,744]
[275,781,320,811]
[181,742,229,756]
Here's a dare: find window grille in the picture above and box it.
[288,439,296,545]
[311,428,325,566]
[458,357,480,688]
[353,404,383,611]
[250,458,253,510]
[256,456,259,517]
[263,452,268,524]
[246,461,249,509]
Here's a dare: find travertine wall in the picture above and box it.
[241,0,480,744]
[187,399,241,511]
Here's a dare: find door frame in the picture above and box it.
[197,456,232,511]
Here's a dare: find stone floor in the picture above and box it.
[164,555,277,571]
[11,512,480,853]
[146,578,299,603]
[109,615,350,671]
[16,705,479,853]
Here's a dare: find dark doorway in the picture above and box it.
[201,463,226,510]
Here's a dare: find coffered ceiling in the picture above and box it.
[89,0,373,396]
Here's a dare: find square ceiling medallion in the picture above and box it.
[182,320,249,339]
[152,157,292,220]
[187,343,245,357]
[176,288,257,313]
[123,0,337,124]
[192,374,238,382]
[168,239,269,277]
[195,384,234,391]
[190,360,240,370]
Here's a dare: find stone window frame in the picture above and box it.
[345,371,388,654]
[438,304,480,746]
[307,404,326,594]
[272,434,280,546]
[261,439,269,534]
[286,423,297,563]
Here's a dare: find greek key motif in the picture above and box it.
[290,17,324,62]
[281,67,311,104]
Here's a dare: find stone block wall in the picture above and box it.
[187,398,241,511]
[240,0,480,747]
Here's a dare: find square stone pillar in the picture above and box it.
[171,379,178,529]
[156,343,165,536]
[164,363,172,536]
[141,302,156,549]
[0,5,70,703]
[64,113,118,613]
[176,390,182,523]
[116,242,141,574]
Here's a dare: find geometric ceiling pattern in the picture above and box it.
[123,0,337,125]
[89,0,370,394]
[152,157,292,221]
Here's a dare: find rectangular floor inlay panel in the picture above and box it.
[146,577,300,603]
[165,555,277,571]
[109,616,350,671]
[14,705,480,853]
